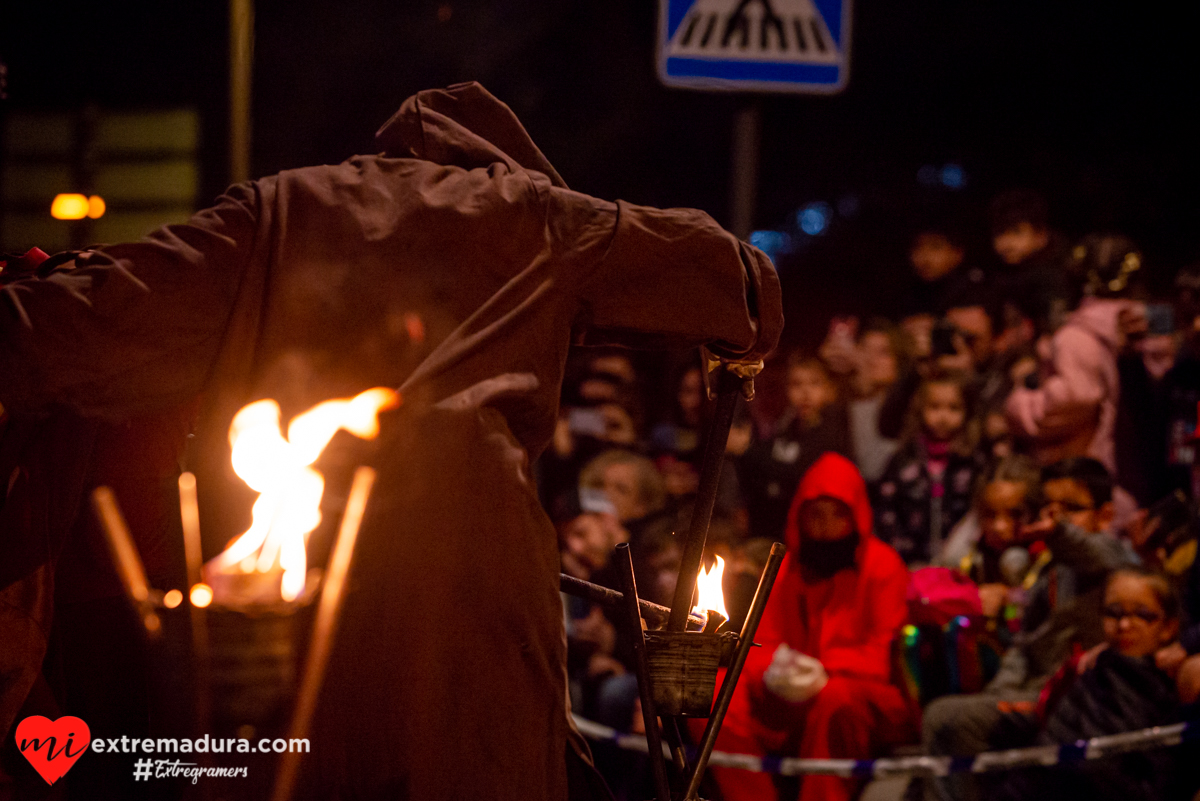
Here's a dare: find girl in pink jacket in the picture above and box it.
[1007,234,1142,472]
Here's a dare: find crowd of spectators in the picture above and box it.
[544,189,1200,800]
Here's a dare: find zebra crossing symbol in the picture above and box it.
[658,0,851,94]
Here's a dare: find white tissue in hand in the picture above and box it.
[763,644,828,702]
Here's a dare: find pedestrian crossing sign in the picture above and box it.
[658,0,852,94]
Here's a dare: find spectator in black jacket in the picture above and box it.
[739,354,850,540]
[989,189,1072,337]
[995,567,1183,801]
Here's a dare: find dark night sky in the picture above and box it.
[3,0,1198,344]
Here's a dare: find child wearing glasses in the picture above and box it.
[923,457,1140,800]
[994,567,1184,801]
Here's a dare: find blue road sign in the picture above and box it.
[658,0,852,94]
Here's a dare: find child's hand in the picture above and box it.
[1117,302,1148,352]
[1156,642,1188,677]
[978,583,1009,618]
[1019,516,1057,543]
[763,644,827,703]
[819,317,859,375]
[1078,642,1108,673]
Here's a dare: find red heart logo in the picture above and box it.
[16,716,91,785]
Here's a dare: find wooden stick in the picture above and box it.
[559,574,706,630]
[614,544,672,801]
[178,472,204,588]
[92,486,161,637]
[271,466,375,801]
[178,472,213,737]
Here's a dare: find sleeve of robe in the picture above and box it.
[0,165,781,419]
[0,181,267,418]
[561,190,783,362]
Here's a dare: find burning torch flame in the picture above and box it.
[692,555,728,620]
[210,387,399,602]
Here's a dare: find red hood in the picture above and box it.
[374,81,567,190]
[783,452,874,557]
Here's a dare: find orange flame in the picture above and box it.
[210,387,399,601]
[692,555,728,620]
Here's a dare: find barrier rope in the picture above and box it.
[572,715,1198,779]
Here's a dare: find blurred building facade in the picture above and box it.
[1,107,199,252]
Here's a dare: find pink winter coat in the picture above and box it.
[1007,298,1131,471]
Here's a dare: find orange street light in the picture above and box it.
[50,193,89,220]
[50,193,106,220]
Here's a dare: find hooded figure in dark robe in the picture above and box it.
[0,82,782,800]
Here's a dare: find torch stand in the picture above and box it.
[611,540,785,801]
[564,361,786,801]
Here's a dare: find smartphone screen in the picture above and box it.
[568,407,607,437]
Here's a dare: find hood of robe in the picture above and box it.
[783,452,875,564]
[375,81,568,189]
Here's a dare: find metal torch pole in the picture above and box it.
[666,366,741,632]
[685,542,786,801]
[614,543,672,801]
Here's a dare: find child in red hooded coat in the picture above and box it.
[702,452,916,801]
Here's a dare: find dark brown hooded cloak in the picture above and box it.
[0,82,782,799]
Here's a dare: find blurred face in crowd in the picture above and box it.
[591,354,636,385]
[980,480,1033,553]
[910,233,964,282]
[659,455,699,498]
[786,364,835,425]
[677,367,704,427]
[561,513,629,578]
[1102,572,1178,658]
[1041,477,1112,534]
[798,497,854,542]
[599,461,649,522]
[578,376,619,403]
[641,542,683,606]
[945,305,995,367]
[992,222,1049,266]
[901,314,935,360]
[921,381,966,442]
[858,331,899,393]
[1141,334,1179,382]
[984,411,1013,460]
[597,403,637,445]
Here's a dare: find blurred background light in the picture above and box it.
[749,229,793,264]
[87,195,106,218]
[940,163,966,189]
[190,582,213,608]
[797,202,832,236]
[50,193,89,220]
